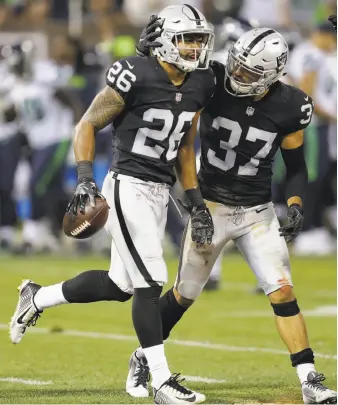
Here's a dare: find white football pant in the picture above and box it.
[101,171,169,293]
[176,201,292,299]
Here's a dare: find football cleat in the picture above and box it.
[126,350,150,397]
[10,279,42,344]
[302,372,337,404]
[153,373,206,404]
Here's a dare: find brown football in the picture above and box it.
[62,197,110,239]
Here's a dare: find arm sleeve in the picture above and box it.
[281,144,308,203]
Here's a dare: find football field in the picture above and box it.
[0,254,336,404]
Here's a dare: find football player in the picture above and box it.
[9,5,215,404]
[6,42,79,252]
[0,47,21,251]
[124,25,337,404]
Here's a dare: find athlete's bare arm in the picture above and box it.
[175,110,201,190]
[74,86,125,162]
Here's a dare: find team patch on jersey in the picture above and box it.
[246,106,255,116]
[175,92,183,103]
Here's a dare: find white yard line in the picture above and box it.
[0,375,225,386]
[184,376,226,383]
[0,377,53,385]
[1,323,336,360]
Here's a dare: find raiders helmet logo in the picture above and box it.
[277,52,288,71]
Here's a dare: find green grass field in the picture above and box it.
[0,254,336,404]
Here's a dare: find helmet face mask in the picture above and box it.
[225,28,288,97]
[153,5,214,73]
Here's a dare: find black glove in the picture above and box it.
[66,177,104,215]
[136,14,163,57]
[279,204,304,243]
[190,206,214,245]
[328,15,337,32]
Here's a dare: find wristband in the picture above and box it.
[76,160,93,181]
[185,187,205,209]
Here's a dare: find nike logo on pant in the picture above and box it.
[256,207,268,214]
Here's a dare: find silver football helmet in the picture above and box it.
[225,28,288,97]
[153,4,214,73]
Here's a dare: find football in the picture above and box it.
[62,197,109,239]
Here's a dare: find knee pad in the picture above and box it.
[271,299,300,317]
[176,280,204,301]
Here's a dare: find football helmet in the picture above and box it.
[152,4,214,73]
[225,28,288,97]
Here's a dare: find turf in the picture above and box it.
[0,254,336,404]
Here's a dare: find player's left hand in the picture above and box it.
[279,204,304,243]
[136,15,163,57]
[191,206,214,245]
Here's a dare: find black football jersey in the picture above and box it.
[199,61,314,206]
[105,56,215,186]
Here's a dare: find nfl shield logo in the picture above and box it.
[246,106,255,116]
[175,92,182,103]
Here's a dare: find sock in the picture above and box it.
[136,346,145,359]
[160,287,188,340]
[62,270,132,303]
[132,286,163,348]
[290,348,316,384]
[34,283,67,310]
[297,363,316,384]
[143,344,171,389]
[132,287,171,388]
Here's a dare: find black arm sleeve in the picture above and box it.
[281,145,308,203]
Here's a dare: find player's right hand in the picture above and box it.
[66,178,104,215]
[136,15,163,57]
[190,206,214,245]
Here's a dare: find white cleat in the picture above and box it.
[302,372,337,404]
[153,373,206,404]
[10,279,42,344]
[126,350,150,398]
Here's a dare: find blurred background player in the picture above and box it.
[285,22,336,255]
[0,48,21,252]
[5,41,81,253]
